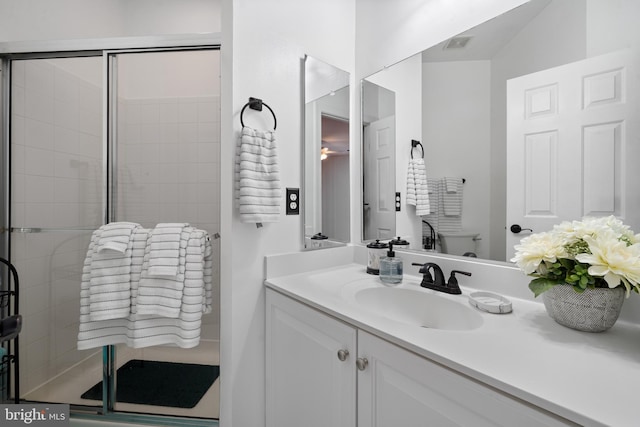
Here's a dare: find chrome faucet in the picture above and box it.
[412,263,471,295]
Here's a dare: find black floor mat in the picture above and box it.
[81,360,219,408]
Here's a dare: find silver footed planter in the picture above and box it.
[542,285,625,332]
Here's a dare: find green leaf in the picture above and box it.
[529,278,558,297]
[560,258,575,270]
[572,284,586,293]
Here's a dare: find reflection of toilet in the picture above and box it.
[438,232,480,256]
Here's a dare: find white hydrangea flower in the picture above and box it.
[576,232,640,296]
[510,231,568,275]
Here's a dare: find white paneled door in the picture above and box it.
[506,49,640,260]
[363,115,396,241]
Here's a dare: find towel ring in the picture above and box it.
[411,140,424,159]
[240,97,277,131]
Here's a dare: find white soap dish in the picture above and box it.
[468,292,513,314]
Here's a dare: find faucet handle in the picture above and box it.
[411,262,433,282]
[447,270,471,290]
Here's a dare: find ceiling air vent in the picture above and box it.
[444,36,473,50]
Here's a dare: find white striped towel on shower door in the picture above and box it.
[88,222,140,321]
[78,226,214,350]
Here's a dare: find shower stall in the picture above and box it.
[0,44,221,421]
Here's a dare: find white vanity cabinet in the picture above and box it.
[266,289,357,427]
[266,289,574,427]
[357,330,573,427]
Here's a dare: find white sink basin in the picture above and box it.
[354,287,483,331]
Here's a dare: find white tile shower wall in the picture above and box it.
[10,58,104,393]
[117,95,221,340]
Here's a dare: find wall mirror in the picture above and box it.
[361,0,640,263]
[303,55,350,250]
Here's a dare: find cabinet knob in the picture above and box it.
[337,349,349,362]
[356,357,368,371]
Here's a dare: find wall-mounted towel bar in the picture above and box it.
[240,97,277,130]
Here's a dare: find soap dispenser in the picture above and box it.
[379,243,403,286]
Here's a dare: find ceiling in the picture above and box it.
[422,0,552,62]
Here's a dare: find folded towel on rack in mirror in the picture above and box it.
[236,126,282,224]
[445,177,459,193]
[442,177,463,216]
[406,158,430,216]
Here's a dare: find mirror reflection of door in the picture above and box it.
[506,49,640,260]
[362,80,396,241]
[363,116,396,240]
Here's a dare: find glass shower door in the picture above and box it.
[5,48,221,420]
[109,49,221,419]
[9,56,105,408]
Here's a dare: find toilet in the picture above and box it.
[438,232,480,256]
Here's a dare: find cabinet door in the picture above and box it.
[357,331,572,427]
[266,289,357,427]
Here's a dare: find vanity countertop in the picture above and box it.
[265,263,640,427]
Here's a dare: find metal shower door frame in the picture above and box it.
[0,35,221,425]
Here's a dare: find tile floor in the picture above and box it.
[22,340,220,420]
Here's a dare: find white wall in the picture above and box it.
[586,0,640,56]
[0,0,220,42]
[118,0,222,37]
[584,4,640,252]
[423,60,491,258]
[223,1,355,425]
